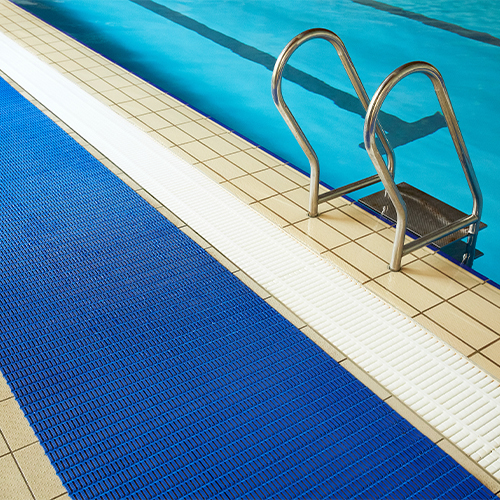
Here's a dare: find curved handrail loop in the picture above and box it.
[272,28,394,217]
[364,61,483,271]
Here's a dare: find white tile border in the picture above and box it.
[1,32,499,481]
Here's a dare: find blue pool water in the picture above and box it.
[11,0,500,283]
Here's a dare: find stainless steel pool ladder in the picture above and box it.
[364,61,483,271]
[271,28,395,218]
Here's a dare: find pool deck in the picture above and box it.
[0,0,499,498]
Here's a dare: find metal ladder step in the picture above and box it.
[359,182,486,257]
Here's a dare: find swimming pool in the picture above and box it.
[11,0,500,283]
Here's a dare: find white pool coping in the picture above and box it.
[1,31,499,481]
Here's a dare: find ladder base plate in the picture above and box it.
[358,182,486,248]
[440,239,484,262]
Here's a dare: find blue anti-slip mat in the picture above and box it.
[0,76,495,499]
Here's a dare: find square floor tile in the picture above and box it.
[413,314,475,357]
[470,353,500,382]
[86,78,115,93]
[357,232,416,267]
[273,165,309,187]
[137,95,170,112]
[194,162,225,184]
[179,141,219,163]
[336,242,391,280]
[225,151,268,174]
[177,106,206,121]
[283,226,327,255]
[261,194,308,224]
[376,270,442,311]
[473,282,500,307]
[158,108,191,126]
[0,434,9,456]
[246,147,281,167]
[99,88,131,104]
[157,126,194,146]
[220,181,255,204]
[450,291,500,334]
[296,218,350,250]
[425,302,498,350]
[341,204,389,231]
[320,209,374,240]
[137,112,171,131]
[196,118,228,135]
[118,100,151,117]
[480,340,500,367]
[178,121,214,140]
[364,281,419,318]
[400,260,467,300]
[0,399,37,452]
[121,85,150,100]
[231,175,276,201]
[320,251,370,284]
[0,454,33,500]
[250,202,288,228]
[15,442,66,500]
[204,157,246,181]
[253,168,298,193]
[423,254,485,289]
[0,374,13,401]
[282,187,311,212]
[201,135,240,156]
[88,65,116,79]
[222,133,254,150]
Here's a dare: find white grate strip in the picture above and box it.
[1,32,499,480]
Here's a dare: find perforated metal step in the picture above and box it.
[359,182,486,251]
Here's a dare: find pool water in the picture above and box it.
[10,0,500,283]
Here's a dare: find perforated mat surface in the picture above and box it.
[0,77,496,499]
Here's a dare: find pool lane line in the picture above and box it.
[353,0,500,48]
[128,0,446,149]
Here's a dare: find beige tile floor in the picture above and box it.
[0,0,499,497]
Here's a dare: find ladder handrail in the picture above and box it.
[272,28,395,217]
[363,61,483,271]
